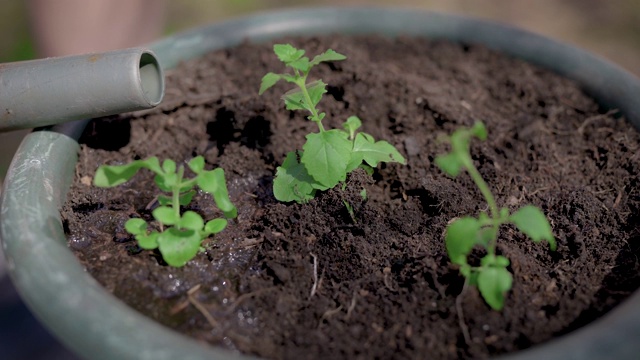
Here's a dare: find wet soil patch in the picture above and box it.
[61,35,640,359]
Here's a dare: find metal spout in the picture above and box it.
[0,48,164,132]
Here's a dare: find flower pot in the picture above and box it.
[2,7,640,360]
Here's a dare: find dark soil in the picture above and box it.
[61,35,640,359]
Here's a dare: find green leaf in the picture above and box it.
[259,72,282,95]
[273,44,305,64]
[156,172,178,189]
[301,130,353,188]
[273,151,319,203]
[196,169,238,219]
[310,49,347,66]
[179,190,196,206]
[480,254,510,267]
[188,156,205,174]
[288,57,310,73]
[178,211,204,231]
[435,153,464,177]
[352,133,406,167]
[204,218,228,235]
[162,159,176,174]
[93,157,161,187]
[471,121,488,140]
[157,228,203,267]
[509,205,556,251]
[445,217,481,266]
[152,206,179,225]
[153,174,171,192]
[282,80,327,112]
[124,218,147,235]
[158,190,195,206]
[342,116,362,139]
[477,266,513,310]
[157,195,171,206]
[282,88,306,111]
[136,232,159,250]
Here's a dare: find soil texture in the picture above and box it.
[61,35,640,359]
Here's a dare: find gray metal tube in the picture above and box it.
[0,48,164,132]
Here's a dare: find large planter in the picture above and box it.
[2,7,640,360]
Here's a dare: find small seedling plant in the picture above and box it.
[259,44,406,203]
[94,156,237,267]
[435,121,556,310]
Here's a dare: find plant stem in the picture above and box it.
[173,165,184,229]
[297,78,325,132]
[464,159,500,255]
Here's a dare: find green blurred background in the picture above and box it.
[1,0,639,183]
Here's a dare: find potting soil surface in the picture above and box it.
[62,35,640,359]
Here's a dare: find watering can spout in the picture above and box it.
[0,48,165,132]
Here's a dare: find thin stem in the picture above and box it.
[173,165,184,229]
[465,161,498,219]
[464,158,500,256]
[297,77,325,132]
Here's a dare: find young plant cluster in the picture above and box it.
[94,156,237,267]
[435,121,556,310]
[92,45,557,314]
[259,44,406,203]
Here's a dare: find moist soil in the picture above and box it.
[62,35,640,359]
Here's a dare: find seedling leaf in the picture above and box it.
[471,121,488,140]
[125,218,147,235]
[352,132,406,167]
[509,205,556,250]
[188,156,205,174]
[283,81,327,112]
[94,157,161,187]
[136,232,159,250]
[259,72,282,95]
[310,49,346,66]
[435,153,463,177]
[157,228,202,267]
[197,169,238,218]
[179,211,205,231]
[301,130,352,188]
[204,218,227,235]
[343,116,362,139]
[274,44,305,63]
[273,151,318,203]
[162,159,176,174]
[477,266,512,310]
[446,217,481,266]
[153,206,179,225]
[179,190,196,206]
[288,57,310,73]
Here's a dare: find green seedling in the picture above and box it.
[94,156,237,267]
[260,44,406,203]
[435,122,556,310]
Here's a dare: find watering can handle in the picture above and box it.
[0,48,164,133]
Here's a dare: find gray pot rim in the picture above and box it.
[2,7,639,360]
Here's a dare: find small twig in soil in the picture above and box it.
[144,195,159,210]
[187,284,218,329]
[577,110,619,135]
[319,305,344,327]
[225,287,277,315]
[310,253,319,298]
[383,267,396,292]
[613,187,624,209]
[237,238,263,249]
[456,280,472,346]
[345,291,358,320]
